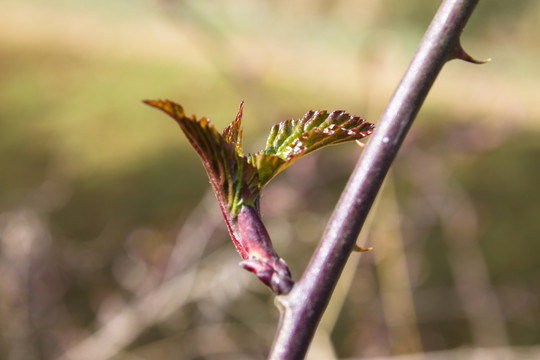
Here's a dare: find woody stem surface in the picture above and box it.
[268,0,481,359]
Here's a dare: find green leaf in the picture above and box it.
[143,99,374,294]
[248,109,374,186]
[143,99,258,215]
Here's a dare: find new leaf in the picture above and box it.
[143,99,374,295]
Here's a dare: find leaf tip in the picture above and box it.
[142,99,166,107]
[235,100,245,124]
[142,99,186,118]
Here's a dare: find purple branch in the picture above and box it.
[268,0,482,358]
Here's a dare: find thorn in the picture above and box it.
[451,40,491,64]
[355,140,365,149]
[354,245,373,252]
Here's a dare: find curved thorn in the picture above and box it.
[450,40,491,64]
[354,245,373,252]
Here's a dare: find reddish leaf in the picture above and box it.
[144,99,374,295]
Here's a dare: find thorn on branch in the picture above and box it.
[355,140,366,149]
[449,39,491,64]
[354,245,373,252]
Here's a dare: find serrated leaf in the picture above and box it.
[222,100,244,156]
[143,99,258,218]
[248,109,374,186]
[143,99,374,295]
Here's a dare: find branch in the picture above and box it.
[268,0,483,358]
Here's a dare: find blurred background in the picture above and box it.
[1,0,540,359]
